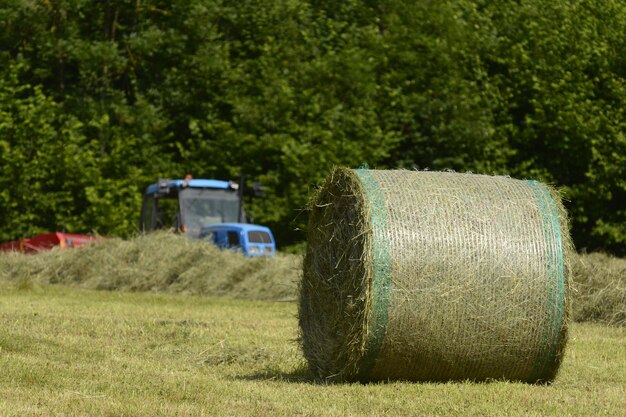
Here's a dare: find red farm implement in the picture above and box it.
[0,232,98,254]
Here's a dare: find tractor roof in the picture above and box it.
[145,179,235,195]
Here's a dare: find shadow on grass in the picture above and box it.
[235,366,318,384]
[235,367,546,386]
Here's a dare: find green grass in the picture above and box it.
[1,283,624,417]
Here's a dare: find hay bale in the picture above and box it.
[299,168,574,383]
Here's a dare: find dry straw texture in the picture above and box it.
[573,252,626,326]
[299,168,574,383]
[0,232,299,300]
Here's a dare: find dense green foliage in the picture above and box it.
[1,0,625,253]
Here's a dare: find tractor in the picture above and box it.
[139,176,276,256]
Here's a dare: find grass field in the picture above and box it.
[1,283,624,417]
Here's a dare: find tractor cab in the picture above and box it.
[140,176,265,242]
[140,177,275,256]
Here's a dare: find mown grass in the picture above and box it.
[0,233,624,326]
[0,284,624,417]
[574,253,626,326]
[0,232,300,301]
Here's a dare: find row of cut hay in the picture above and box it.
[573,253,626,326]
[0,233,622,322]
[0,232,300,301]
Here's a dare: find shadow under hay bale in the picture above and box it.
[299,168,574,384]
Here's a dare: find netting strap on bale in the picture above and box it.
[525,180,566,381]
[355,168,391,380]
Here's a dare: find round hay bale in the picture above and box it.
[299,167,573,383]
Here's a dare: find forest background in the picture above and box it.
[1,0,624,255]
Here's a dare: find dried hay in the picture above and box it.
[573,252,626,326]
[299,168,574,383]
[0,232,299,301]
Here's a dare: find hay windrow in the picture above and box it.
[299,168,575,383]
[573,252,626,326]
[0,232,300,301]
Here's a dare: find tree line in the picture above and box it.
[1,0,625,254]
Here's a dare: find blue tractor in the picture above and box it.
[140,177,276,256]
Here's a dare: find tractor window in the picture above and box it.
[227,231,240,247]
[248,231,272,244]
[179,188,240,237]
[155,197,181,230]
[141,192,181,232]
[141,195,155,231]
